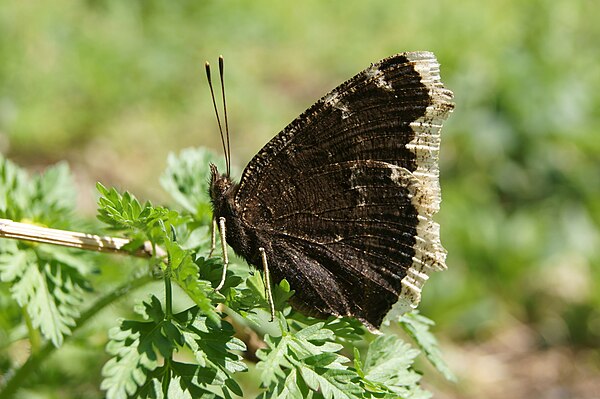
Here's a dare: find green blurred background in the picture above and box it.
[1,1,599,398]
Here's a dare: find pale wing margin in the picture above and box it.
[385,52,454,323]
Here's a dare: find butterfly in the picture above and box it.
[207,52,453,330]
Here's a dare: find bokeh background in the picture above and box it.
[1,1,599,398]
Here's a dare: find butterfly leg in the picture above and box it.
[258,247,275,322]
[214,217,229,291]
[208,217,217,258]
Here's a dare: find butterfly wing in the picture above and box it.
[235,52,453,328]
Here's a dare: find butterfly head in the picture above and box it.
[209,163,236,214]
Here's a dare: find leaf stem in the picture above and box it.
[0,274,155,399]
[162,258,174,396]
[164,265,173,320]
[21,309,41,354]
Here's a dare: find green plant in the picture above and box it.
[0,149,453,398]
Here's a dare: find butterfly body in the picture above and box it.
[209,52,453,329]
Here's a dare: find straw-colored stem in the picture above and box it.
[0,218,165,258]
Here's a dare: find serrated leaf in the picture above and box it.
[303,352,344,369]
[182,314,248,375]
[0,155,30,219]
[136,361,241,399]
[256,371,312,399]
[104,297,247,399]
[400,311,456,382]
[168,362,217,398]
[362,335,429,398]
[256,334,293,386]
[102,340,158,399]
[229,273,294,323]
[0,156,76,228]
[174,306,247,385]
[160,148,228,219]
[1,243,88,347]
[102,296,175,399]
[288,323,344,359]
[30,162,76,228]
[166,375,194,399]
[299,366,362,399]
[166,239,220,324]
[364,335,419,378]
[277,369,307,399]
[144,295,166,322]
[0,240,29,281]
[96,183,183,245]
[257,320,365,398]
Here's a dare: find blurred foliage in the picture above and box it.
[1,149,452,398]
[1,0,599,396]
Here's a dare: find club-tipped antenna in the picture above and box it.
[218,55,231,177]
[205,60,229,176]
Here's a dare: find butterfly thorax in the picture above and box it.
[209,164,256,261]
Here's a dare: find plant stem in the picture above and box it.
[0,218,166,258]
[164,265,173,320]
[162,256,174,396]
[0,274,155,399]
[21,309,41,354]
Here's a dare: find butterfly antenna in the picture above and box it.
[218,55,231,177]
[205,61,229,175]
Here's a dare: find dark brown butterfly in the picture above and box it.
[208,52,453,330]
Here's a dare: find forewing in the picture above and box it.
[235,52,453,326]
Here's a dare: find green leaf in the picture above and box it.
[400,311,456,382]
[256,334,293,386]
[299,366,362,399]
[175,307,247,376]
[30,162,76,228]
[272,278,295,311]
[265,369,309,399]
[0,157,91,348]
[0,240,29,282]
[196,256,243,291]
[0,155,75,228]
[101,296,174,399]
[363,335,419,382]
[165,238,220,324]
[228,272,295,324]
[136,362,225,399]
[103,297,248,399]
[0,242,89,347]
[361,335,429,398]
[256,320,365,398]
[160,148,228,220]
[0,155,29,220]
[164,375,195,399]
[96,182,183,245]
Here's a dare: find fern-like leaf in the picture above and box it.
[101,296,173,399]
[400,311,456,382]
[165,238,221,323]
[102,297,247,399]
[160,148,228,219]
[358,335,429,399]
[256,320,364,398]
[96,182,182,245]
[0,241,89,347]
